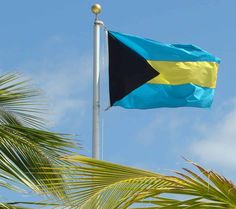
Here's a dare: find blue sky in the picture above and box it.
[0,0,236,203]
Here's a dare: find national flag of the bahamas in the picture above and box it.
[108,31,220,109]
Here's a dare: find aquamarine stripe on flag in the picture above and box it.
[114,83,215,109]
[109,31,220,63]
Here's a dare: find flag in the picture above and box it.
[108,31,220,109]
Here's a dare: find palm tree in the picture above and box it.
[0,73,78,207]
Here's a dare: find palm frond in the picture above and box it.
[0,73,46,129]
[0,73,79,199]
[131,161,236,209]
[0,125,78,198]
[40,156,178,208]
[42,156,236,209]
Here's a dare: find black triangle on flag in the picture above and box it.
[108,32,159,106]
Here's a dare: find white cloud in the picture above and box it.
[136,111,188,146]
[191,100,236,169]
[19,54,92,127]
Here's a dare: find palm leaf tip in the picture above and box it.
[0,73,47,129]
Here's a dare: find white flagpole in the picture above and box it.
[91,4,103,159]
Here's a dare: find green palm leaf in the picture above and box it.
[0,73,78,200]
[0,126,77,197]
[42,156,236,209]
[0,73,46,128]
[40,156,178,208]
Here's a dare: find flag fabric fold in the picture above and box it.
[108,31,220,109]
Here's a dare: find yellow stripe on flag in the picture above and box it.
[147,61,218,88]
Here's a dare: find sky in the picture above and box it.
[0,0,236,204]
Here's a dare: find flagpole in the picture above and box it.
[91,4,103,159]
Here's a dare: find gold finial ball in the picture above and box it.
[91,4,102,14]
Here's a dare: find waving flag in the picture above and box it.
[108,31,220,109]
